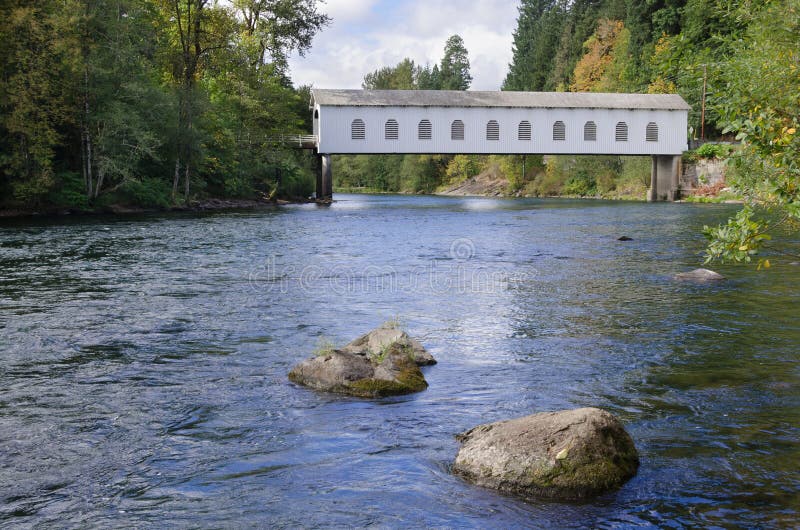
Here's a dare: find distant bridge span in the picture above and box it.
[308,89,691,202]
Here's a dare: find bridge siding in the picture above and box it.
[316,105,687,156]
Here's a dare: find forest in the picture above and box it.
[0,0,329,211]
[1,0,798,259]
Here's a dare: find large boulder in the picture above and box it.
[288,325,435,398]
[674,268,725,282]
[453,408,639,501]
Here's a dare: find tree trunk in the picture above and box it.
[86,131,93,197]
[83,66,93,198]
[184,162,190,200]
[94,166,105,198]
[172,156,181,199]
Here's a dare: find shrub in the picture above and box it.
[694,143,733,159]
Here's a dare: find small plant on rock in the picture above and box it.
[312,337,336,357]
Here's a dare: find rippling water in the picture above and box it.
[1,194,798,528]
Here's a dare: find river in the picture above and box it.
[1,194,798,528]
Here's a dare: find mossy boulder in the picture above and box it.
[453,408,639,501]
[288,326,435,398]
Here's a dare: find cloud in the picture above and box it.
[323,0,379,23]
[288,0,518,90]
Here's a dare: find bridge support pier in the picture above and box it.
[648,154,681,202]
[316,154,332,201]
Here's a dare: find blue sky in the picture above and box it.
[287,0,521,90]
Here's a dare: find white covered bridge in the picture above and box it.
[308,89,691,201]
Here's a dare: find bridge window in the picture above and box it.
[385,119,399,140]
[314,109,319,119]
[418,119,432,140]
[518,121,531,141]
[615,122,628,142]
[351,119,365,140]
[487,120,500,141]
[646,122,659,142]
[553,121,565,141]
[451,120,465,140]
[584,121,597,141]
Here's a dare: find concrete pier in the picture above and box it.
[649,154,682,202]
[316,154,332,201]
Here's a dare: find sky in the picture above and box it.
[287,0,521,91]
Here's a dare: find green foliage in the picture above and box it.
[313,337,336,357]
[563,171,597,196]
[0,0,327,212]
[48,171,90,210]
[704,207,772,264]
[363,58,417,89]
[571,19,630,92]
[383,316,403,330]
[694,143,733,159]
[444,155,484,186]
[114,177,173,208]
[0,2,73,206]
[702,0,800,263]
[520,155,640,198]
[440,35,472,90]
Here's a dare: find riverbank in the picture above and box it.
[0,196,317,220]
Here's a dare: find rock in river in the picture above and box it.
[288,325,436,398]
[673,268,725,282]
[453,408,639,501]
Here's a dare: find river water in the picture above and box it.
[1,194,798,528]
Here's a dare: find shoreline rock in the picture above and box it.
[453,408,639,501]
[288,325,436,398]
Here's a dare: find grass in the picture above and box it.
[312,337,336,357]
[382,315,403,330]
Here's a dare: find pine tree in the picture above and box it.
[439,35,472,90]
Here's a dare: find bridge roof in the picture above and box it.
[312,89,691,111]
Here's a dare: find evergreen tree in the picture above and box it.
[439,35,472,90]
[503,0,565,91]
[416,64,441,90]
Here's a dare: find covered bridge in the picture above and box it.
[309,89,691,201]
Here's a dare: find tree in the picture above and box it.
[503,0,565,91]
[234,0,330,78]
[417,64,441,90]
[571,19,630,92]
[0,1,74,205]
[703,0,800,265]
[75,0,169,201]
[363,58,417,90]
[439,35,472,90]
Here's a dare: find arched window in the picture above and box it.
[418,119,432,140]
[553,121,566,141]
[351,119,365,140]
[615,122,628,142]
[584,121,597,141]
[451,120,465,140]
[487,120,500,141]
[385,119,399,140]
[646,122,659,142]
[518,120,532,141]
[314,109,319,119]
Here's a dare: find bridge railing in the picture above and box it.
[269,134,318,149]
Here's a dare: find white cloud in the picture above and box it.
[322,0,379,23]
[288,0,518,90]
